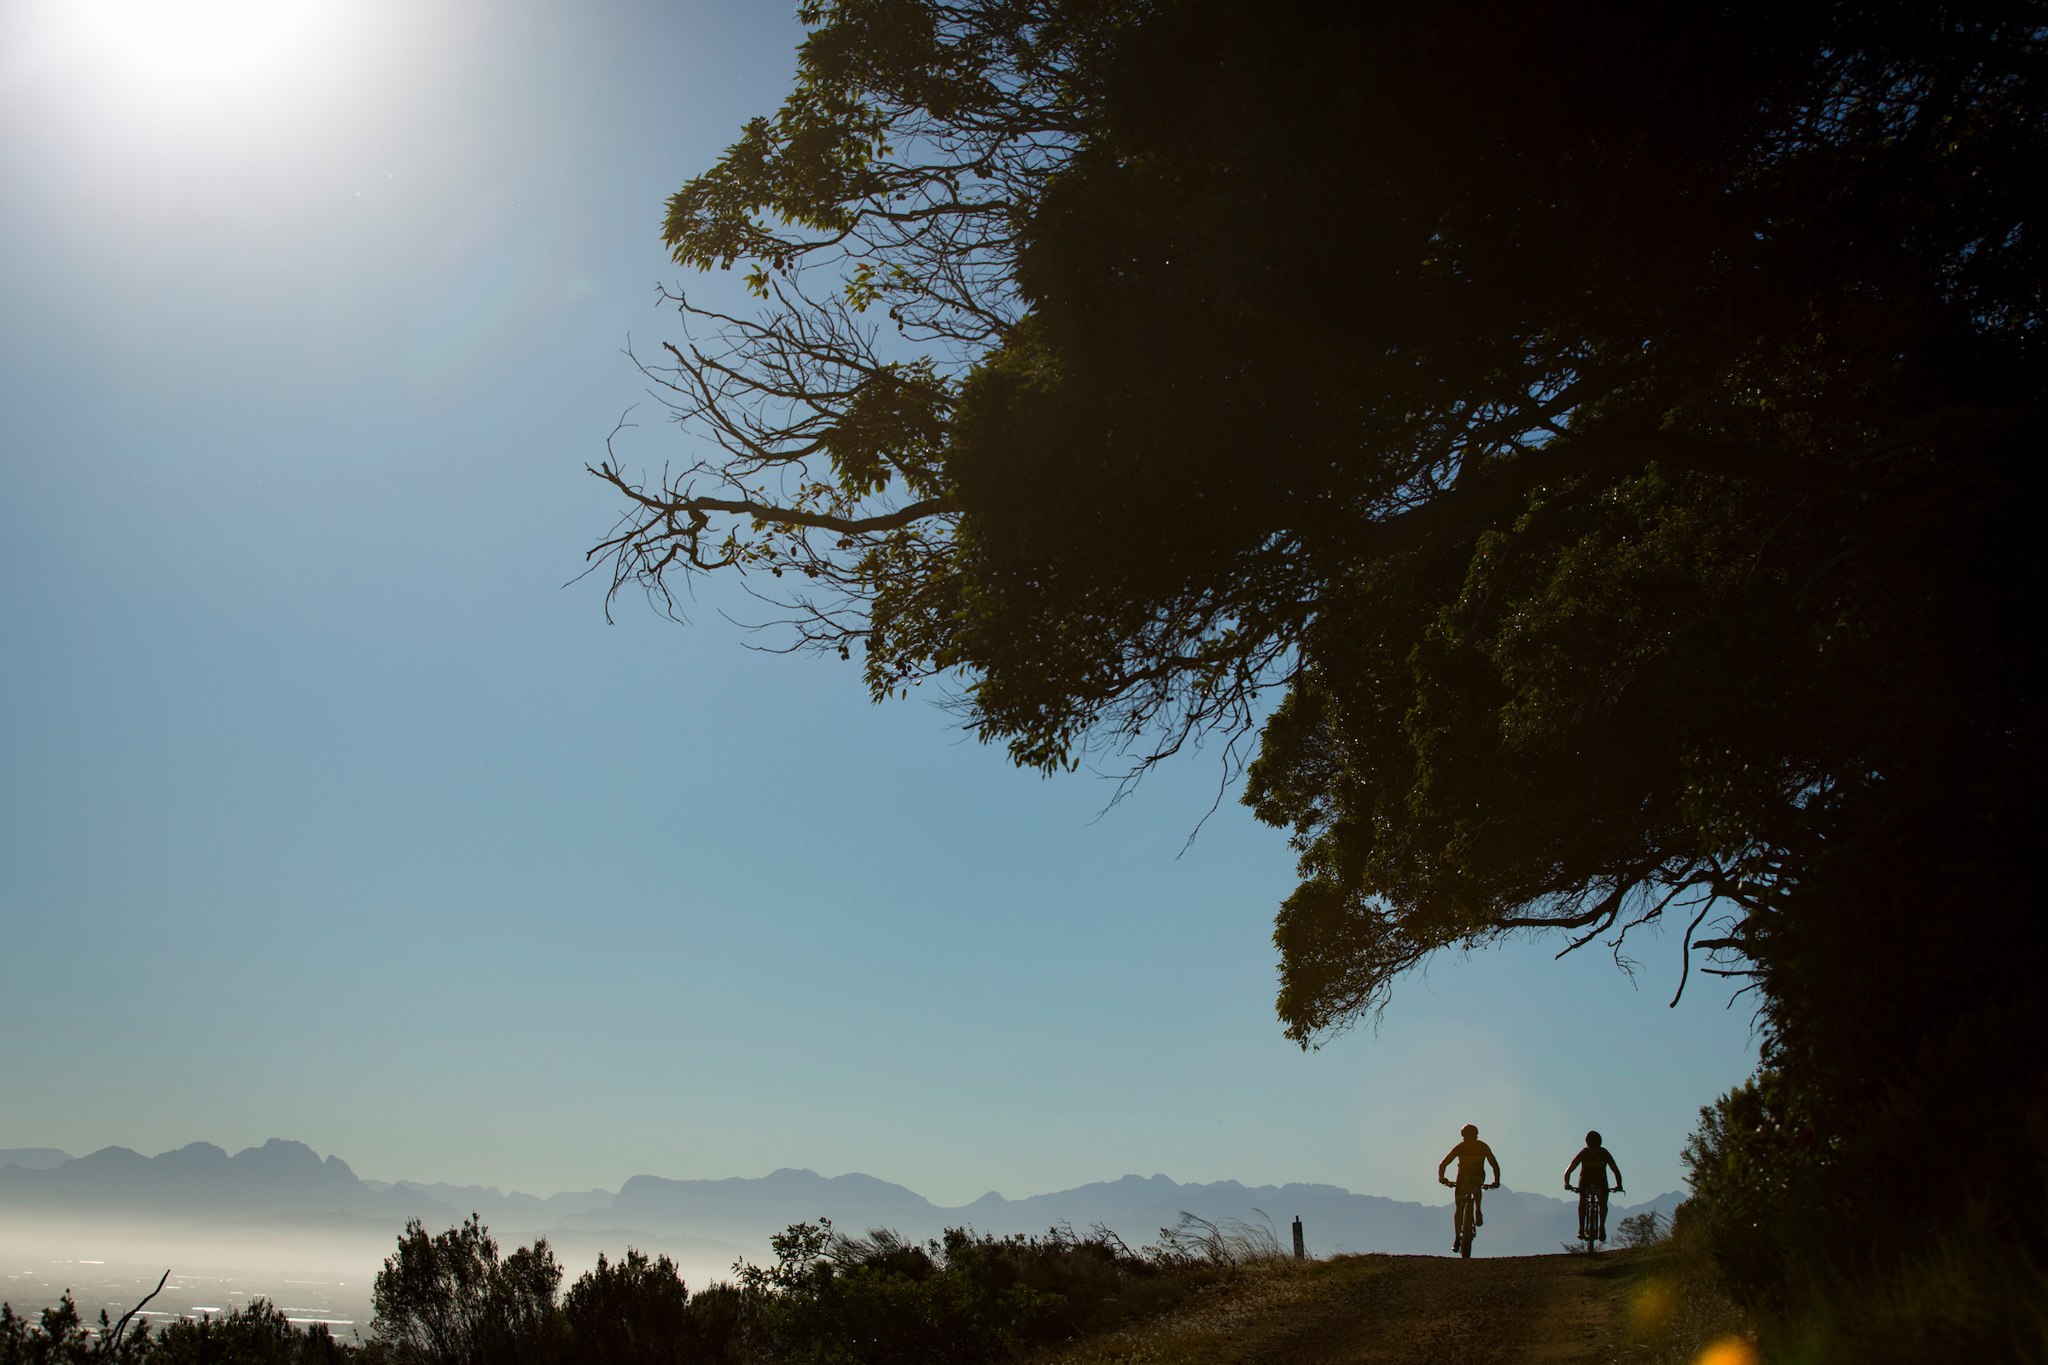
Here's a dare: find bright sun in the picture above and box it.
[62,0,337,97]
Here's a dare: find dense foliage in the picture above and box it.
[593,0,2047,1354]
[369,1216,566,1365]
[596,0,2044,1036]
[1682,1059,2048,1360]
[1,1217,1231,1365]
[0,1296,345,1365]
[738,1217,1227,1365]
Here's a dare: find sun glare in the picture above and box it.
[62,0,337,97]
[1695,1339,1760,1365]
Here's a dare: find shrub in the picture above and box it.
[562,1249,746,1365]
[369,1219,758,1365]
[2,1294,352,1365]
[0,1294,94,1365]
[371,1216,561,1365]
[1683,1000,2048,1362]
[140,1301,348,1365]
[1616,1212,1667,1250]
[734,1217,1224,1365]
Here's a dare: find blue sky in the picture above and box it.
[0,0,1759,1212]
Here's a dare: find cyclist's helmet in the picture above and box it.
[1461,1123,1479,1137]
[1586,1130,1602,1146]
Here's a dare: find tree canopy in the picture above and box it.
[593,0,2045,1094]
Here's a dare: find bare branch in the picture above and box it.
[1669,900,1719,1008]
[109,1269,169,1356]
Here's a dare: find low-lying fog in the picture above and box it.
[0,1220,746,1337]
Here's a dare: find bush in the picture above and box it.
[364,1217,764,1365]
[1679,1072,1818,1305]
[1683,1005,2048,1363]
[371,1216,562,1365]
[140,1301,348,1365]
[0,1294,94,1365]
[562,1249,743,1365]
[734,1217,1225,1365]
[1615,1212,1666,1250]
[1,1294,351,1365]
[0,1212,1256,1365]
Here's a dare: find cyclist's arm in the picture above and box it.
[1485,1150,1500,1186]
[1607,1155,1624,1189]
[1437,1149,1456,1180]
[1564,1153,1583,1183]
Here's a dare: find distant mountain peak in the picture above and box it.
[0,1148,71,1171]
[78,1145,147,1165]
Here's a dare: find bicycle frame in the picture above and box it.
[1572,1184,1606,1252]
[1453,1182,1482,1258]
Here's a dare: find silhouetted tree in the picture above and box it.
[371,1217,560,1365]
[596,0,2041,1017]
[595,1,2046,1343]
[561,1250,714,1365]
[0,1294,93,1365]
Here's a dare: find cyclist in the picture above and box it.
[1563,1130,1626,1242]
[1437,1123,1500,1251]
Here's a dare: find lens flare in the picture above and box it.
[1696,1337,1760,1365]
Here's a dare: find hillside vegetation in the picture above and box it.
[2,1214,1240,1365]
[3,1214,1756,1365]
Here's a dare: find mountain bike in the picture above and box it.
[1444,1178,1496,1257]
[1566,1182,1620,1253]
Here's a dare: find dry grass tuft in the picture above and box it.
[1149,1211,1289,1269]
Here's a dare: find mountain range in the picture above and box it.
[0,1141,1681,1264]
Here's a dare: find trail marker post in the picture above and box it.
[1292,1216,1305,1260]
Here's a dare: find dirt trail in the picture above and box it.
[1065,1250,1642,1365]
[1233,1252,1633,1365]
